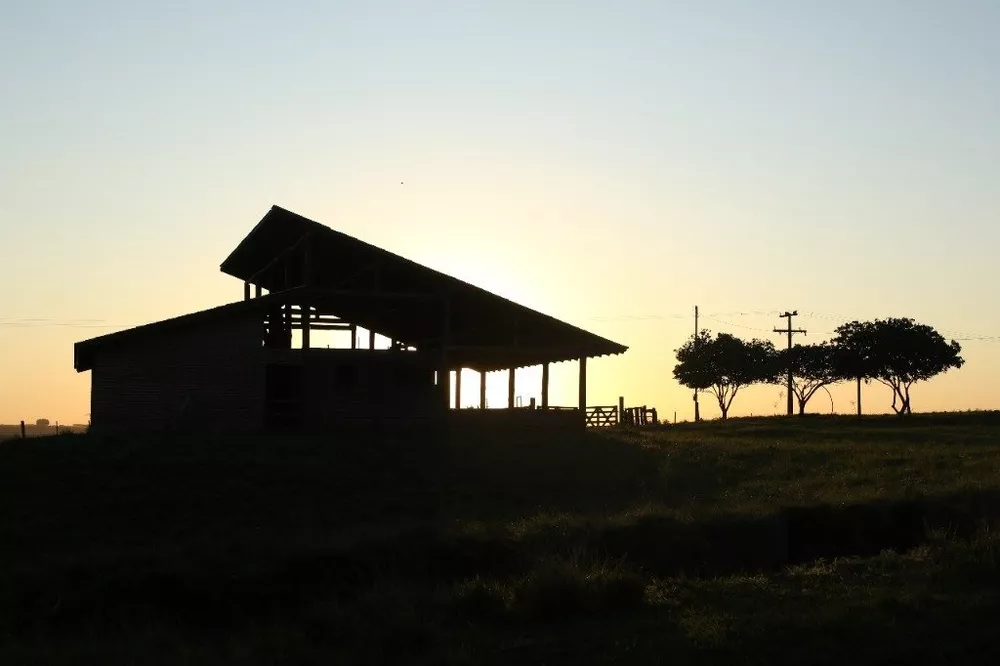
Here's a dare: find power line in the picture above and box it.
[701,316,774,334]
[0,318,108,324]
[0,321,129,329]
[0,309,780,327]
[592,311,1000,343]
[589,309,780,322]
[5,310,1000,344]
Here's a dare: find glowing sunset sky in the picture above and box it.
[2,1,998,424]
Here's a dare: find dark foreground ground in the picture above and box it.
[4,412,1000,664]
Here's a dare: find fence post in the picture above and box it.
[20,420,26,438]
[617,396,624,425]
[529,397,536,410]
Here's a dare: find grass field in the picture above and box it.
[4,413,1000,664]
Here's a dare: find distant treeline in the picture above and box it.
[674,317,964,419]
[0,424,87,439]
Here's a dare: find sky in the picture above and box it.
[1,0,998,424]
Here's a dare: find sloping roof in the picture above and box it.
[74,292,284,371]
[218,206,627,369]
[76,206,627,372]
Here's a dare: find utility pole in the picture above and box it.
[693,305,700,422]
[774,311,806,416]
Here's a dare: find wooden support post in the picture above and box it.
[437,368,451,408]
[371,262,380,349]
[618,396,624,425]
[243,281,250,301]
[20,420,26,438]
[480,370,487,409]
[282,304,291,348]
[578,357,587,413]
[529,397,536,410]
[454,369,462,409]
[302,305,311,350]
[508,368,515,408]
[440,296,451,409]
[303,233,313,286]
[541,362,550,409]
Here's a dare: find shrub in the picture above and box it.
[512,551,646,621]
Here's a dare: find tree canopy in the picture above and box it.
[780,343,841,415]
[674,331,779,419]
[831,318,964,414]
[672,317,965,419]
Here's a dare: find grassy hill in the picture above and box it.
[4,413,1000,664]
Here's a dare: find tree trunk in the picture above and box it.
[715,389,728,420]
[856,377,862,417]
[892,390,906,415]
[798,398,807,415]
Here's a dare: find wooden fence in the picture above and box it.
[583,399,660,428]
[621,406,657,426]
[1,421,82,440]
[585,405,619,427]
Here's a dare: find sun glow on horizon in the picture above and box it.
[2,2,999,423]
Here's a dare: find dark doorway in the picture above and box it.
[265,363,303,429]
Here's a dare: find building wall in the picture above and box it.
[89,314,265,433]
[89,319,446,433]
[449,407,584,433]
[265,348,446,428]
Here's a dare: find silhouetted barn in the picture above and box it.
[74,206,627,433]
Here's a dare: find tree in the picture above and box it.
[780,343,841,415]
[829,321,878,416]
[674,331,779,419]
[832,318,964,415]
